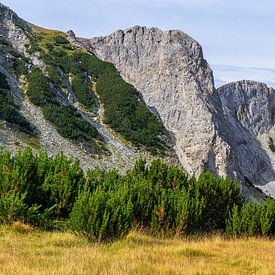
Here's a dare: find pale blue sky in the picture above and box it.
[1,0,275,85]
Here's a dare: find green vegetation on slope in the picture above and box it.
[0,71,34,134]
[35,30,167,154]
[71,74,97,109]
[26,68,99,146]
[43,104,97,141]
[0,148,274,242]
[268,137,275,152]
[1,28,167,154]
[0,31,102,152]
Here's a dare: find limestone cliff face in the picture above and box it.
[79,27,275,198]
[79,27,227,175]
[217,81,275,197]
[218,81,275,136]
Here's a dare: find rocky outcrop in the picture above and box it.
[218,81,275,136]
[217,81,275,197]
[0,3,31,53]
[80,27,223,175]
[79,27,275,198]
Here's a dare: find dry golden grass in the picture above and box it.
[0,226,274,274]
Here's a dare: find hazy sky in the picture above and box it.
[1,0,275,69]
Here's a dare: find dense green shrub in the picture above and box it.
[0,148,85,226]
[226,199,275,237]
[27,68,99,143]
[191,172,243,230]
[52,35,70,45]
[69,184,134,241]
[72,75,97,109]
[0,148,274,240]
[47,65,63,86]
[27,68,55,106]
[26,38,41,54]
[123,160,242,233]
[43,104,98,140]
[83,159,243,234]
[0,190,27,224]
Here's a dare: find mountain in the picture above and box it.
[217,81,275,197]
[76,27,275,198]
[0,3,274,199]
[0,3,177,173]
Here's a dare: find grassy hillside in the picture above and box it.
[0,226,274,274]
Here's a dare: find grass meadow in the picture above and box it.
[0,225,274,274]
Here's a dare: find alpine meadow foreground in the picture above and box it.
[0,226,274,274]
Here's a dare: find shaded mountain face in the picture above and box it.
[217,81,275,197]
[0,3,274,198]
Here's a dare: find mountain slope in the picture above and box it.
[0,3,176,172]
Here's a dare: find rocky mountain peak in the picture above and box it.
[83,26,214,92]
[78,26,228,177]
[77,27,275,198]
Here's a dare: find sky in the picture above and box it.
[1,0,275,86]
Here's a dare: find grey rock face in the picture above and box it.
[218,80,275,136]
[80,26,275,198]
[217,81,275,197]
[81,26,220,175]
